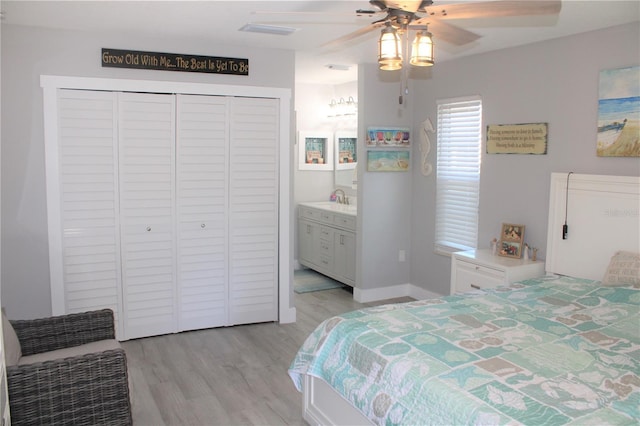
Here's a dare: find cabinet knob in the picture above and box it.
[201,223,206,228]
[146,226,151,232]
[470,284,480,290]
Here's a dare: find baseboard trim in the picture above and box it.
[280,307,297,324]
[353,283,443,303]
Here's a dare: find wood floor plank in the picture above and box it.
[123,286,413,425]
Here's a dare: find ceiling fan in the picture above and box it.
[322,1,561,54]
[257,0,561,103]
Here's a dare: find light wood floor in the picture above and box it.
[122,286,413,425]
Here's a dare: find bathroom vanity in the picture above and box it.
[298,202,356,287]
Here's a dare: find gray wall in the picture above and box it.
[1,24,295,319]
[409,22,640,296]
[357,65,414,291]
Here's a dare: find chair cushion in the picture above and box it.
[2,310,22,366]
[18,339,121,365]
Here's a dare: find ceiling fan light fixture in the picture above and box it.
[410,30,434,67]
[378,23,402,71]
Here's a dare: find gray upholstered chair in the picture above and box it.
[2,309,132,425]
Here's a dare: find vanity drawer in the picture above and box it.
[333,214,356,231]
[299,206,321,221]
[318,254,333,271]
[319,237,332,257]
[319,211,333,223]
[319,226,333,242]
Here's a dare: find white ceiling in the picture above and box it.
[2,1,639,84]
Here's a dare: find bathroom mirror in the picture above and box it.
[334,130,357,188]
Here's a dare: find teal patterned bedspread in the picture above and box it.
[289,276,640,425]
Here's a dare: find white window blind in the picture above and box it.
[435,96,482,255]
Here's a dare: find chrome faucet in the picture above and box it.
[333,188,349,205]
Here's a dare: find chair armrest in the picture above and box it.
[7,348,132,426]
[10,309,116,356]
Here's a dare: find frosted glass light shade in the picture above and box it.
[378,25,402,71]
[410,30,434,67]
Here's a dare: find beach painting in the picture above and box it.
[597,66,640,157]
[367,150,410,172]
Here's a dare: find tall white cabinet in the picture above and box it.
[47,87,280,340]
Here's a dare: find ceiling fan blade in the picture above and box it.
[321,22,385,51]
[412,17,481,45]
[428,1,561,20]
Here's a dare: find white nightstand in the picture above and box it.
[450,248,545,294]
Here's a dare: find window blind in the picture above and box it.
[435,96,482,255]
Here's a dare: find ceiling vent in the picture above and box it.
[239,23,298,36]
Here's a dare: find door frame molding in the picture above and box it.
[41,75,296,325]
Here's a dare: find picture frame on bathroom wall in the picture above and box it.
[366,127,411,147]
[335,131,357,171]
[298,131,333,171]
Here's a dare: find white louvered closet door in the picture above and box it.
[55,89,123,331]
[228,97,279,325]
[118,93,177,340]
[176,95,229,331]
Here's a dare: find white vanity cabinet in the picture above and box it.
[451,249,545,294]
[298,203,356,287]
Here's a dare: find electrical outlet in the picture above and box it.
[399,250,406,262]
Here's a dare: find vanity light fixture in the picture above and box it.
[328,97,357,118]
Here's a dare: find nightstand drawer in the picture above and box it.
[455,262,504,292]
[450,248,545,295]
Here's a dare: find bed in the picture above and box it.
[288,173,640,425]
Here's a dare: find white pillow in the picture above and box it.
[2,310,22,366]
[602,251,640,287]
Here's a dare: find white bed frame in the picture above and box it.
[301,173,640,426]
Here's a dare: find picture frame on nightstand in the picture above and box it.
[499,223,525,258]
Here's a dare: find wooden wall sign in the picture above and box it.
[101,48,249,76]
[486,123,548,154]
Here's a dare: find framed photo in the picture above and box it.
[366,127,410,147]
[499,223,525,258]
[298,131,333,171]
[366,150,410,172]
[335,131,357,170]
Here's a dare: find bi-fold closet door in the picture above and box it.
[51,89,278,340]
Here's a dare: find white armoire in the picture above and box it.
[42,76,293,340]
